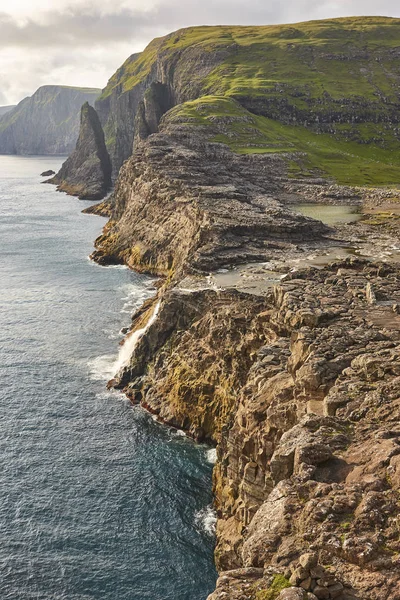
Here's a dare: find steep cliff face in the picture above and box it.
[0,86,100,155]
[90,107,329,275]
[60,17,400,196]
[111,256,400,600]
[79,16,400,600]
[88,55,400,596]
[48,103,112,200]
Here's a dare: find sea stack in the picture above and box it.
[48,102,112,200]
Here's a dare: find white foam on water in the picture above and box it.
[88,354,116,381]
[119,282,156,314]
[88,281,159,383]
[87,257,129,270]
[206,448,217,464]
[113,301,161,375]
[169,428,187,438]
[195,505,217,537]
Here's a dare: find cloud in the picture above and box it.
[0,0,399,104]
[1,0,399,51]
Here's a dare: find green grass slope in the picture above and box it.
[99,16,400,187]
[167,96,400,186]
[102,17,400,103]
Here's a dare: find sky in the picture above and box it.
[0,0,399,106]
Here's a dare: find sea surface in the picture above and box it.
[0,156,217,600]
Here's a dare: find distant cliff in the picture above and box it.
[0,105,15,117]
[0,86,100,155]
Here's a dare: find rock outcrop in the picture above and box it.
[48,103,112,200]
[90,110,329,274]
[88,69,400,596]
[113,258,400,600]
[0,86,100,155]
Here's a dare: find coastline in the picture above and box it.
[87,176,400,600]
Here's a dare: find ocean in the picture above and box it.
[0,155,217,600]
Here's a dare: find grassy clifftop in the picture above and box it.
[101,16,400,102]
[166,95,400,186]
[95,17,400,187]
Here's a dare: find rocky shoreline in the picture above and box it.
[82,110,400,600]
[46,18,400,599]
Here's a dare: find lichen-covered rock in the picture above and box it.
[115,258,400,600]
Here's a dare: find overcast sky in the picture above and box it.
[0,0,399,106]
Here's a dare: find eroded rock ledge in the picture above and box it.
[89,112,330,275]
[115,259,400,600]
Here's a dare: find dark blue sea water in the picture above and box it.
[0,156,217,600]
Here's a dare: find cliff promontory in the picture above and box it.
[75,16,400,600]
[0,85,100,155]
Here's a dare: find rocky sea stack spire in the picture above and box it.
[48,102,112,200]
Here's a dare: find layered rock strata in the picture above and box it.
[90,114,329,274]
[115,259,400,600]
[81,117,400,600]
[83,63,400,596]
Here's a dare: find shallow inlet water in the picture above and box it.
[0,156,217,600]
[293,203,361,225]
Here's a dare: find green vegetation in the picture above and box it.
[101,17,400,102]
[166,95,400,186]
[98,17,400,187]
[255,575,292,600]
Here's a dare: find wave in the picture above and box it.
[87,258,128,270]
[88,354,116,381]
[195,505,217,537]
[119,281,156,314]
[206,448,217,464]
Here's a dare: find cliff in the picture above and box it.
[48,103,112,200]
[90,101,329,275]
[0,85,100,155]
[58,17,400,194]
[81,16,400,600]
[117,255,400,600]
[93,94,400,600]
